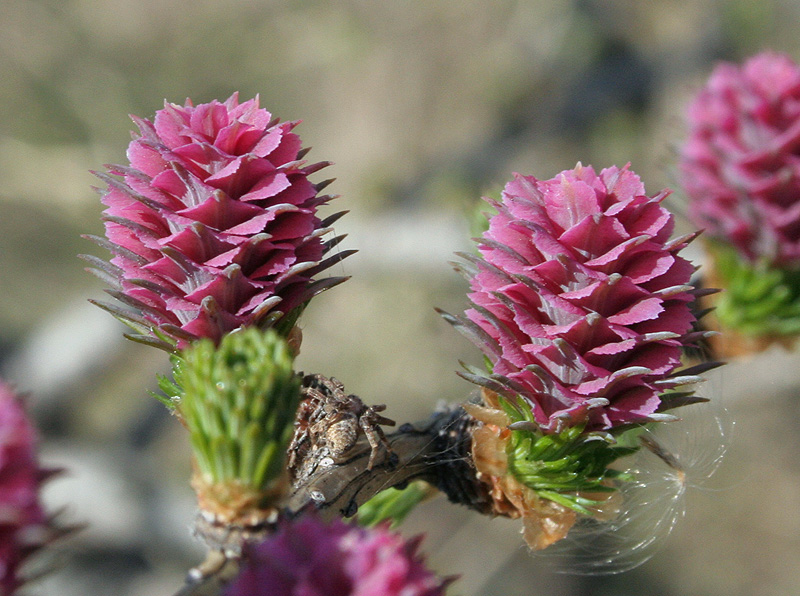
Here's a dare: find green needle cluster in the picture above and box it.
[712,242,800,337]
[356,481,433,529]
[164,328,301,493]
[499,399,637,516]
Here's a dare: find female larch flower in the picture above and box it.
[442,164,710,548]
[680,52,800,348]
[0,382,50,594]
[85,93,351,350]
[223,513,452,596]
[681,51,800,267]
[457,164,701,432]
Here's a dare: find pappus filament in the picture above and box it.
[535,365,730,575]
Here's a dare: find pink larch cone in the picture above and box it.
[85,93,352,350]
[0,382,51,594]
[224,513,453,596]
[453,164,706,432]
[681,51,800,267]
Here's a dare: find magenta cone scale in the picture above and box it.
[456,164,700,432]
[224,514,452,596]
[86,94,351,349]
[0,382,48,594]
[681,52,800,266]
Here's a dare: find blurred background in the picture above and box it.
[1,1,800,594]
